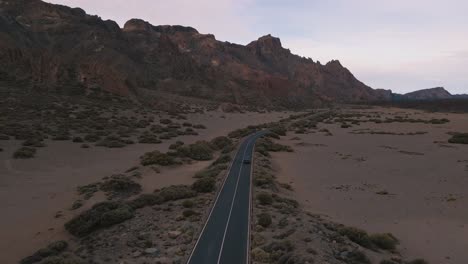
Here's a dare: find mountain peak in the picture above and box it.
[248,34,282,48]
[123,19,152,32]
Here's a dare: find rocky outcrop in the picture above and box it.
[0,0,391,108]
[403,87,452,100]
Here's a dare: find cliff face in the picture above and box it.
[0,0,391,108]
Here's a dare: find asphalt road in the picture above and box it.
[187,130,267,264]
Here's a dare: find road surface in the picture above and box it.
[187,130,267,264]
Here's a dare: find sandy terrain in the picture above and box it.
[0,110,290,263]
[273,107,468,264]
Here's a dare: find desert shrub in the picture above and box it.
[270,126,287,136]
[100,175,142,197]
[13,147,36,159]
[210,136,233,150]
[0,134,10,140]
[52,134,71,141]
[192,177,216,193]
[140,150,177,166]
[407,259,429,264]
[178,141,214,160]
[183,209,197,218]
[257,213,272,227]
[380,260,398,264]
[194,164,227,178]
[33,254,84,264]
[429,118,449,124]
[213,154,231,165]
[228,127,255,138]
[257,192,273,205]
[263,240,294,253]
[158,185,197,202]
[96,136,127,148]
[182,200,194,208]
[169,141,184,150]
[0,147,3,152]
[72,137,84,143]
[84,134,101,142]
[22,138,45,147]
[65,202,134,237]
[370,233,399,250]
[193,124,206,129]
[138,133,161,144]
[254,174,274,187]
[273,194,299,208]
[346,250,371,264]
[127,193,162,209]
[448,133,468,144]
[80,144,90,148]
[183,122,193,127]
[20,241,68,264]
[100,205,135,226]
[71,200,83,210]
[256,138,293,156]
[160,118,172,124]
[77,183,99,199]
[339,226,372,248]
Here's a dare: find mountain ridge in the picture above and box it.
[0,0,395,108]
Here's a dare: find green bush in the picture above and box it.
[178,141,214,160]
[160,118,172,124]
[13,147,36,159]
[192,177,216,193]
[169,141,184,150]
[96,136,127,148]
[158,185,197,202]
[127,193,162,209]
[140,150,177,166]
[194,164,227,178]
[346,250,371,264]
[380,260,398,264]
[100,206,134,227]
[448,133,468,144]
[20,241,68,264]
[182,200,194,208]
[257,213,272,227]
[72,137,84,143]
[183,209,197,218]
[228,127,255,138]
[370,233,399,250]
[269,126,287,136]
[339,226,372,248]
[33,254,84,264]
[407,259,429,264]
[256,138,293,156]
[22,138,45,147]
[84,134,101,142]
[138,133,161,144]
[65,202,134,237]
[213,154,231,165]
[100,175,142,197]
[257,192,273,205]
[210,136,233,150]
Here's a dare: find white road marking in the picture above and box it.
[216,136,254,264]
[186,134,254,264]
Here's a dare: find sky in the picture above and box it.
[45,0,468,94]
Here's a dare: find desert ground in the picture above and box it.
[273,106,468,264]
[0,108,291,263]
